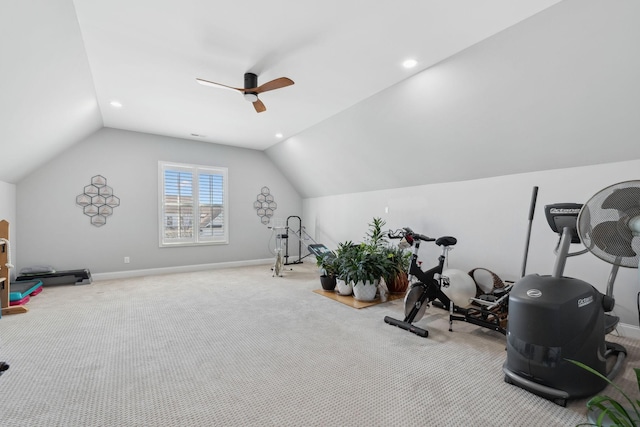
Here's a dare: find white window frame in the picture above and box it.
[158,161,229,247]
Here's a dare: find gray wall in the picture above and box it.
[16,128,302,274]
[264,0,640,335]
[302,159,640,332]
[0,180,16,279]
[0,181,15,228]
[266,0,640,199]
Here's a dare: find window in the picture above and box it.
[159,162,228,246]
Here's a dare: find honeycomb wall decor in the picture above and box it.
[253,186,277,225]
[76,175,120,227]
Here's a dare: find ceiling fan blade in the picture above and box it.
[592,221,637,258]
[253,99,266,113]
[253,77,294,94]
[198,74,289,112]
[196,78,243,93]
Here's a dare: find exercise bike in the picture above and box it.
[384,227,457,338]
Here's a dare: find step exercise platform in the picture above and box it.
[9,279,43,306]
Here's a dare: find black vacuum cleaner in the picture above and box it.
[503,202,626,407]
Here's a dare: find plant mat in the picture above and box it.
[312,289,405,309]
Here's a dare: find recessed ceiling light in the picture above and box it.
[275,133,284,139]
[109,101,123,108]
[402,59,418,69]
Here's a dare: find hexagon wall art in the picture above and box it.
[254,186,277,225]
[76,175,120,226]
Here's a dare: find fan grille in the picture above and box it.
[577,180,640,268]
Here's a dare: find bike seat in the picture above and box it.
[436,236,457,247]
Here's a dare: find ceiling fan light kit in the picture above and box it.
[243,93,258,102]
[196,72,294,113]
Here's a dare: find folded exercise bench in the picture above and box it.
[307,243,334,258]
[16,269,92,286]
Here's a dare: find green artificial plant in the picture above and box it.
[335,218,393,286]
[316,252,338,277]
[568,359,640,427]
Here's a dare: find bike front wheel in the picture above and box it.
[404,284,429,322]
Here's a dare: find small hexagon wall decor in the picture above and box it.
[254,187,277,225]
[76,194,91,207]
[105,196,120,208]
[99,186,113,197]
[76,175,120,227]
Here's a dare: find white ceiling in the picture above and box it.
[0,0,563,183]
[73,0,562,149]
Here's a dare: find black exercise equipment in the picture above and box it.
[281,216,304,265]
[447,281,510,335]
[383,227,457,338]
[307,243,334,259]
[277,215,317,265]
[503,200,626,407]
[16,269,92,286]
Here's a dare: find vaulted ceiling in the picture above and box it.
[0,0,563,184]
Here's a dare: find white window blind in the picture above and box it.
[159,162,228,246]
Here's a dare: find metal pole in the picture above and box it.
[552,227,573,278]
[520,186,539,278]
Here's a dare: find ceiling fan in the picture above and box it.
[196,72,294,113]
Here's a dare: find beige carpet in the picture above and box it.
[1,262,639,426]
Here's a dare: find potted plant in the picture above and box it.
[334,241,355,295]
[569,359,640,426]
[345,244,388,301]
[365,217,388,250]
[349,218,393,301]
[316,252,337,291]
[382,245,411,294]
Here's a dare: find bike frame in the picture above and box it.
[384,228,454,337]
[405,239,452,317]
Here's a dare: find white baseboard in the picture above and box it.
[616,322,640,339]
[92,258,274,281]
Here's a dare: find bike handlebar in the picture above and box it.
[388,227,435,243]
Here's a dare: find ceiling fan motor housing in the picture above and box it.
[243,73,259,102]
[244,73,258,90]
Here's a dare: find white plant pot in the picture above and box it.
[352,280,378,301]
[336,279,353,296]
